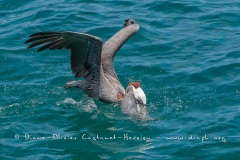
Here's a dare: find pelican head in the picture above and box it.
[120,82,147,118]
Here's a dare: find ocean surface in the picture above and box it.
[1,0,240,159]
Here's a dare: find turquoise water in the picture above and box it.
[1,0,240,159]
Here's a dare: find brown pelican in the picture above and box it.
[25,19,146,115]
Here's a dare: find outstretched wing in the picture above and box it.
[25,31,103,97]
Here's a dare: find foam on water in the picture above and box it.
[56,97,97,113]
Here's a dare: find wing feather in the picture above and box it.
[27,37,59,49]
[25,31,103,97]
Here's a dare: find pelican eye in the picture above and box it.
[126,88,129,93]
[130,20,135,24]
